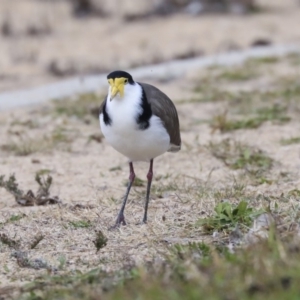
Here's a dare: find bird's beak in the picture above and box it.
[110,86,119,101]
[109,78,125,101]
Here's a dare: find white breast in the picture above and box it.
[99,83,170,162]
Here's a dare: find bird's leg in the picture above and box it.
[114,162,135,227]
[143,159,153,224]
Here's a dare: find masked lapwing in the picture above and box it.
[99,70,181,227]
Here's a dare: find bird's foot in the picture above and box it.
[135,219,147,226]
[109,215,126,230]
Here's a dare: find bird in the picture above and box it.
[99,70,181,227]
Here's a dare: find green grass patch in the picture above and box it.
[216,66,258,82]
[246,56,280,65]
[1,136,38,156]
[15,237,300,300]
[9,214,25,222]
[123,176,145,187]
[191,85,235,103]
[53,93,101,120]
[198,200,263,233]
[277,78,300,101]
[256,105,290,123]
[209,139,274,185]
[209,139,273,172]
[212,183,246,202]
[280,137,300,146]
[51,126,74,144]
[190,72,300,120]
[109,166,122,172]
[0,233,20,249]
[1,127,75,156]
[287,53,300,65]
[93,230,108,252]
[211,105,290,133]
[211,112,263,132]
[151,182,179,198]
[69,220,92,228]
[30,234,44,249]
[10,119,40,129]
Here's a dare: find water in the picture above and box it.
[0,44,299,111]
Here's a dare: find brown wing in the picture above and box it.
[139,82,181,152]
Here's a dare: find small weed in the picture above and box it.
[133,177,145,187]
[209,139,273,173]
[247,56,279,65]
[9,214,24,222]
[93,230,108,252]
[216,65,258,82]
[211,105,290,133]
[191,86,235,103]
[170,242,212,261]
[109,166,122,172]
[35,173,52,197]
[198,200,263,233]
[280,137,300,146]
[58,255,67,270]
[1,127,75,156]
[1,136,37,156]
[124,176,145,187]
[36,169,51,176]
[0,173,61,206]
[211,111,263,132]
[3,265,10,273]
[276,77,300,101]
[287,53,300,65]
[10,119,40,129]
[87,133,103,144]
[12,251,51,270]
[51,126,74,144]
[256,105,290,123]
[69,220,92,228]
[0,233,20,249]
[151,182,178,198]
[287,189,300,197]
[213,184,246,202]
[30,234,44,249]
[0,174,23,198]
[232,148,273,171]
[53,93,101,120]
[155,173,171,181]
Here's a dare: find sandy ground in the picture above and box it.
[1,0,300,296]
[0,0,300,91]
[0,53,300,293]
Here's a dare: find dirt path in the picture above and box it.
[1,0,300,91]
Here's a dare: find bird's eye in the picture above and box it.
[124,79,128,84]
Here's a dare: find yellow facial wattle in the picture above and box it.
[108,77,127,100]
